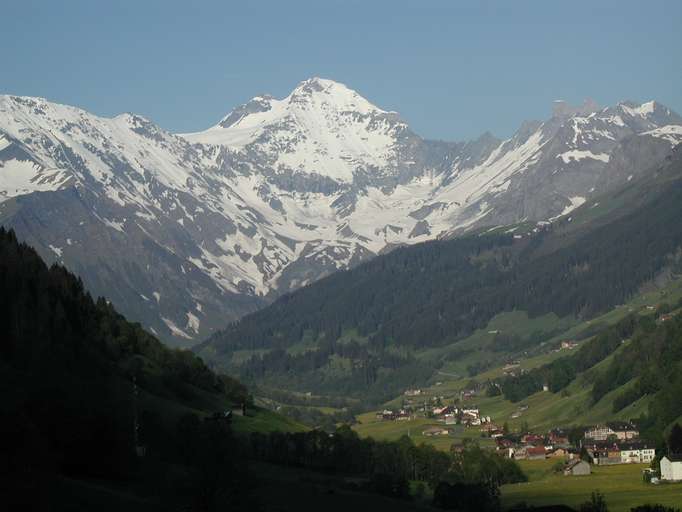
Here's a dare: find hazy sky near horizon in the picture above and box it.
[3,0,681,141]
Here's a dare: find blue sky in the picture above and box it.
[3,0,681,141]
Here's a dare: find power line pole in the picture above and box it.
[132,375,141,455]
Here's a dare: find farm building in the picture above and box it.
[660,455,682,482]
[591,446,622,465]
[548,448,569,458]
[564,459,591,476]
[422,427,450,437]
[526,446,547,460]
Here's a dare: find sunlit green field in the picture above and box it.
[502,460,682,511]
[233,407,308,434]
[350,422,682,511]
[353,412,495,451]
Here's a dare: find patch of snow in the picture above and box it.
[558,150,610,164]
[610,115,625,127]
[186,311,201,333]
[642,125,682,146]
[0,158,72,202]
[549,196,586,221]
[48,244,63,257]
[162,317,192,339]
[620,101,656,118]
[103,218,125,233]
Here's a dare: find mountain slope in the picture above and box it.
[348,274,682,454]
[198,147,682,404]
[0,225,226,475]
[0,226,309,510]
[484,302,682,437]
[1,80,681,344]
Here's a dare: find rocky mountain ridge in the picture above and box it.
[1,78,680,344]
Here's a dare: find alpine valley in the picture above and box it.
[1,77,681,346]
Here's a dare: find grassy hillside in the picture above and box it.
[352,276,682,446]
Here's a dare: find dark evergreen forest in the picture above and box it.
[0,227,248,509]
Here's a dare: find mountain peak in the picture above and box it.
[286,77,384,115]
[182,78,401,165]
[194,78,386,135]
[293,76,342,92]
[618,100,656,117]
[288,77,360,100]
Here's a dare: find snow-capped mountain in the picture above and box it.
[1,78,680,345]
[183,77,410,183]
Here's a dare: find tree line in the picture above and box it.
[248,425,527,506]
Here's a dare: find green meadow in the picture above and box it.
[502,460,682,511]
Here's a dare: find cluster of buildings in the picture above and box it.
[419,405,494,436]
[376,408,413,421]
[496,422,659,471]
[378,386,490,428]
[374,401,495,438]
[585,441,656,465]
[436,405,490,426]
[422,426,452,437]
[582,422,655,465]
[560,340,579,350]
[496,429,574,462]
[545,340,580,355]
[502,362,522,377]
[491,421,682,481]
[378,402,493,431]
[582,421,656,466]
[378,388,682,483]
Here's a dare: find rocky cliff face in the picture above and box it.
[1,79,680,344]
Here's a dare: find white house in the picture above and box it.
[619,442,656,464]
[660,455,682,481]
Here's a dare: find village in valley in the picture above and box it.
[365,385,682,484]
